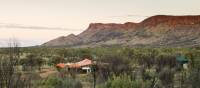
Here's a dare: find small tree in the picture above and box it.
[48,56,65,66]
[0,39,34,88]
[98,54,131,79]
[20,54,45,71]
[100,74,149,88]
[158,67,175,88]
[38,76,82,88]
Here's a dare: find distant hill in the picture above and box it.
[42,15,200,47]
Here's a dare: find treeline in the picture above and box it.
[0,46,200,88]
[21,47,200,88]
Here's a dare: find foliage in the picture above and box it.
[0,41,38,88]
[98,53,132,79]
[186,69,200,88]
[98,74,150,88]
[38,76,82,88]
[1,47,200,88]
[20,54,45,71]
[48,55,65,65]
[158,67,175,87]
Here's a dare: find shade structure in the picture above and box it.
[66,59,92,68]
[76,59,92,67]
[67,63,80,68]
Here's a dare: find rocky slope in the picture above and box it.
[42,34,82,46]
[42,15,200,47]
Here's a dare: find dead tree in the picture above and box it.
[0,39,34,88]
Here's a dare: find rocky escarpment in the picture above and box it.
[42,15,200,47]
[78,22,138,43]
[141,15,200,27]
[86,22,137,30]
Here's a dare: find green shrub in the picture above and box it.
[38,76,82,88]
[99,74,143,88]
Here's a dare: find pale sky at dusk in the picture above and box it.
[0,0,200,47]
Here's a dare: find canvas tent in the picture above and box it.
[176,55,188,64]
[176,55,189,69]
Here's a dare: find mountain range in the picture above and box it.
[42,15,200,47]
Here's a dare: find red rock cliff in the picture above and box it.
[141,15,200,27]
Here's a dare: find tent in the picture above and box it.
[176,55,188,64]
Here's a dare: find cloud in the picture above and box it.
[106,14,150,18]
[0,23,80,31]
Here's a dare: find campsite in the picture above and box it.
[1,0,200,88]
[0,47,200,88]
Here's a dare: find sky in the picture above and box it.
[0,0,200,47]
